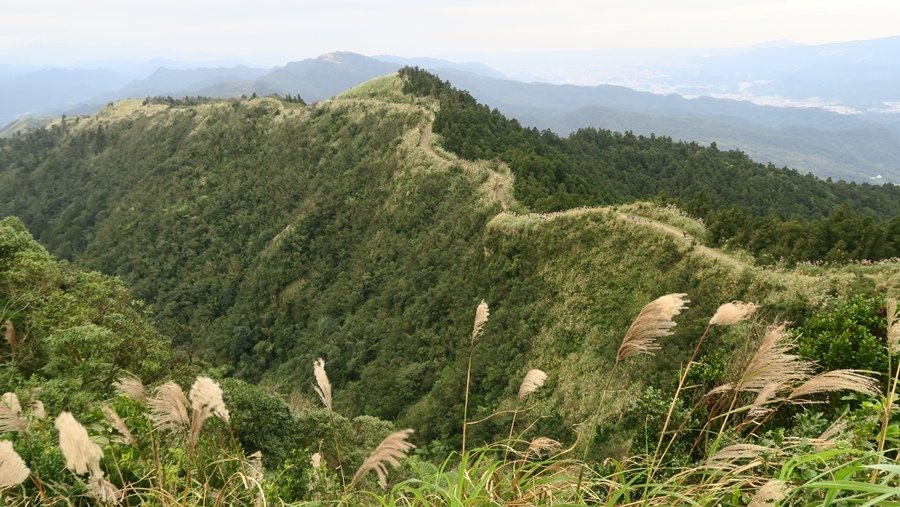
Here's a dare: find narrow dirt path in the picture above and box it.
[419,116,510,210]
[615,212,749,269]
[418,111,745,268]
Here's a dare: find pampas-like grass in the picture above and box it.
[707,444,774,468]
[113,376,146,404]
[463,300,489,455]
[734,324,812,394]
[748,479,788,507]
[102,405,135,445]
[88,474,122,505]
[472,299,489,342]
[313,358,332,414]
[310,452,322,483]
[617,293,689,363]
[0,393,24,434]
[709,301,759,326]
[1,393,21,416]
[787,370,880,401]
[0,440,29,489]
[148,382,189,432]
[55,412,103,476]
[188,376,230,451]
[812,420,847,451]
[30,400,45,420]
[517,369,548,401]
[349,429,415,489]
[189,377,230,423]
[747,381,787,419]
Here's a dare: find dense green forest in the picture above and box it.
[399,67,900,263]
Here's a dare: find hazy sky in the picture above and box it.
[2,0,899,65]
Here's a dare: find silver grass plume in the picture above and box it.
[787,370,880,401]
[517,369,548,401]
[813,420,847,451]
[707,444,775,470]
[747,381,788,419]
[113,376,146,404]
[749,479,788,507]
[617,293,689,362]
[55,412,103,476]
[188,376,230,451]
[102,405,135,445]
[472,299,489,342]
[148,382,189,432]
[189,376,230,423]
[734,323,812,394]
[88,474,122,505]
[310,452,322,483]
[30,400,45,420]
[313,358,333,414]
[0,440,29,489]
[709,301,759,326]
[349,429,415,489]
[0,393,24,434]
[786,420,848,451]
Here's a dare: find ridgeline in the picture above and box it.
[0,70,897,450]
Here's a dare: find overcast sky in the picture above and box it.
[2,0,899,65]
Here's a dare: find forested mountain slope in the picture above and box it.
[398,68,900,263]
[0,73,897,447]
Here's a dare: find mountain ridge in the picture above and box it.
[0,75,896,447]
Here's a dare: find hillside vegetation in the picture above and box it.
[1,71,900,505]
[399,68,900,264]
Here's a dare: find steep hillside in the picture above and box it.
[0,216,174,409]
[0,73,897,448]
[399,68,900,264]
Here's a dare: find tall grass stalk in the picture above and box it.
[872,298,898,481]
[461,300,489,456]
[576,293,688,497]
[648,322,713,481]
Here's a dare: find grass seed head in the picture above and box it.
[709,301,759,326]
[148,382,189,433]
[787,370,880,402]
[518,369,548,401]
[113,376,146,404]
[617,293,689,362]
[0,440,29,489]
[749,479,788,507]
[55,411,103,476]
[350,429,415,489]
[0,393,24,434]
[102,405,135,446]
[313,358,333,414]
[472,299,490,342]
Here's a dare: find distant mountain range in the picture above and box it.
[2,40,900,183]
[647,36,900,116]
